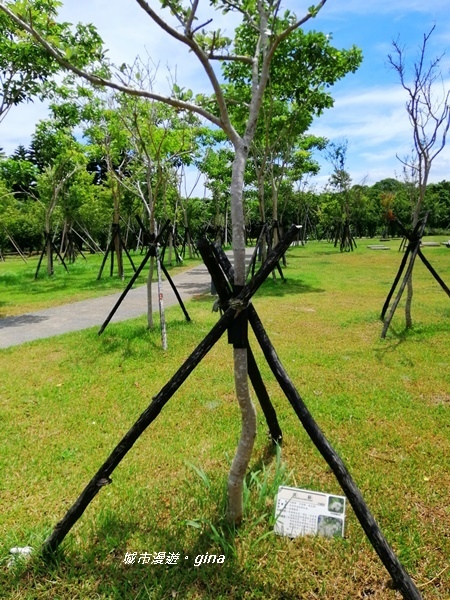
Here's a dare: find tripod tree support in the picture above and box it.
[42,225,299,557]
[41,225,421,599]
[98,220,190,336]
[97,223,137,281]
[34,232,69,279]
[381,214,449,338]
[246,222,286,281]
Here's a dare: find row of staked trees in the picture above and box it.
[0,0,362,265]
[1,126,450,259]
[1,4,449,268]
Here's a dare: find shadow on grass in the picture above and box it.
[314,250,340,256]
[255,278,325,298]
[3,442,297,600]
[375,320,450,361]
[97,323,173,355]
[95,316,198,357]
[246,442,280,477]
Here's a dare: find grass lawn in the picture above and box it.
[1,238,449,599]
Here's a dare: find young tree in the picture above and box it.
[0,0,330,524]
[223,26,361,252]
[85,98,133,280]
[325,139,356,251]
[32,119,87,275]
[112,85,201,326]
[388,26,450,327]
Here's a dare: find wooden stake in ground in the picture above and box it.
[207,239,422,600]
[98,220,190,337]
[97,223,136,281]
[41,226,298,557]
[34,232,69,279]
[381,214,450,338]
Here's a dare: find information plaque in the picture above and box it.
[274,486,346,538]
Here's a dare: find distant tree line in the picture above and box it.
[0,1,447,262]
[1,127,449,257]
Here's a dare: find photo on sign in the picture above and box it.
[317,515,344,538]
[328,496,345,514]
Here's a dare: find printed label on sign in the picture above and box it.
[274,486,346,539]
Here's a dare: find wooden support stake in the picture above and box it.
[248,305,422,600]
[98,220,171,335]
[43,305,237,557]
[381,218,428,338]
[98,248,151,335]
[380,244,412,320]
[43,226,300,556]
[159,261,191,322]
[247,344,282,444]
[417,249,450,298]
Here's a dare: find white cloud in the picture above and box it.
[1,0,449,191]
[1,101,49,154]
[309,79,450,186]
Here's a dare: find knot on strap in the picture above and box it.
[229,297,247,313]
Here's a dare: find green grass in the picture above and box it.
[1,238,449,599]
[0,251,201,317]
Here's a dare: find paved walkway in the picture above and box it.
[0,248,255,349]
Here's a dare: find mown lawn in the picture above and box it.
[1,238,449,599]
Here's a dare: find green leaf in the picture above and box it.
[185,519,202,529]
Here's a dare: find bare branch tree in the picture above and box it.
[388,25,450,327]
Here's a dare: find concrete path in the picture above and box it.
[0,248,255,349]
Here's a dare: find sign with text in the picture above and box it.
[274,486,346,539]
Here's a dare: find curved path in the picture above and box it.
[0,249,254,349]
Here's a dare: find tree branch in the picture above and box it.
[134,0,240,144]
[0,2,224,130]
[186,0,199,35]
[208,53,253,64]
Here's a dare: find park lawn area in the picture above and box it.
[0,251,201,318]
[0,239,449,599]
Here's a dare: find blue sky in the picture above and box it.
[2,0,450,190]
[304,0,450,186]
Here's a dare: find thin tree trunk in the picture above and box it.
[227,347,256,523]
[46,235,53,276]
[145,189,156,328]
[227,144,257,524]
[113,224,124,280]
[404,180,426,329]
[405,273,413,328]
[147,255,154,329]
[257,172,267,263]
[45,203,54,276]
[156,252,167,350]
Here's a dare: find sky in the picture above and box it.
[1,0,450,192]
